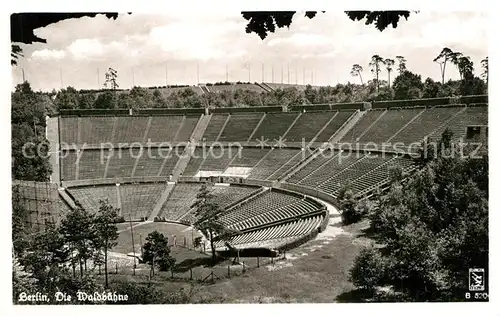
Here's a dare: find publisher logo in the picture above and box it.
[469,268,485,291]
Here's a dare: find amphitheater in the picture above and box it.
[31,95,487,255]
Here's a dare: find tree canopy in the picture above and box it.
[349,131,488,301]
[11,82,52,181]
[192,184,230,263]
[10,13,126,65]
[142,231,176,274]
[11,11,412,65]
[242,11,412,39]
[12,196,203,304]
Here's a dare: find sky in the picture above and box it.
[11,11,488,92]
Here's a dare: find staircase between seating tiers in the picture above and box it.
[279,147,326,182]
[147,182,176,221]
[329,110,365,143]
[58,188,77,209]
[171,114,211,181]
[256,82,274,93]
[199,85,210,94]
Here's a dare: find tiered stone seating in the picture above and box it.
[68,185,119,212]
[221,191,301,229]
[119,183,166,219]
[284,111,336,142]
[211,185,260,209]
[267,150,306,181]
[228,198,320,231]
[182,147,206,176]
[177,185,260,224]
[114,116,149,144]
[390,106,463,144]
[59,117,79,144]
[350,156,415,196]
[340,110,385,143]
[215,215,324,250]
[251,113,299,141]
[248,148,302,179]
[159,183,203,220]
[174,115,199,141]
[228,147,270,167]
[79,117,115,145]
[200,146,239,171]
[314,111,354,142]
[429,106,488,141]
[159,150,182,177]
[319,154,394,195]
[357,108,423,144]
[105,148,141,179]
[78,149,106,180]
[299,152,361,187]
[134,147,170,177]
[208,84,265,93]
[287,149,339,184]
[61,151,77,181]
[57,104,490,253]
[202,114,228,141]
[146,115,184,143]
[218,113,263,141]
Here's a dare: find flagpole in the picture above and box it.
[129,215,136,275]
[288,64,291,84]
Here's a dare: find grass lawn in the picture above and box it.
[115,222,202,254]
[107,214,372,303]
[107,217,370,303]
[188,219,370,303]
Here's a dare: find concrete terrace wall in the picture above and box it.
[289,103,365,112]
[46,116,60,183]
[135,108,205,115]
[371,94,488,109]
[210,106,282,114]
[459,95,488,104]
[62,176,169,188]
[277,182,340,210]
[178,176,334,210]
[54,94,487,117]
[59,109,131,116]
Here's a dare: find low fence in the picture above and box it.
[96,248,290,284]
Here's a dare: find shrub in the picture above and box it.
[349,246,387,290]
[338,185,367,224]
